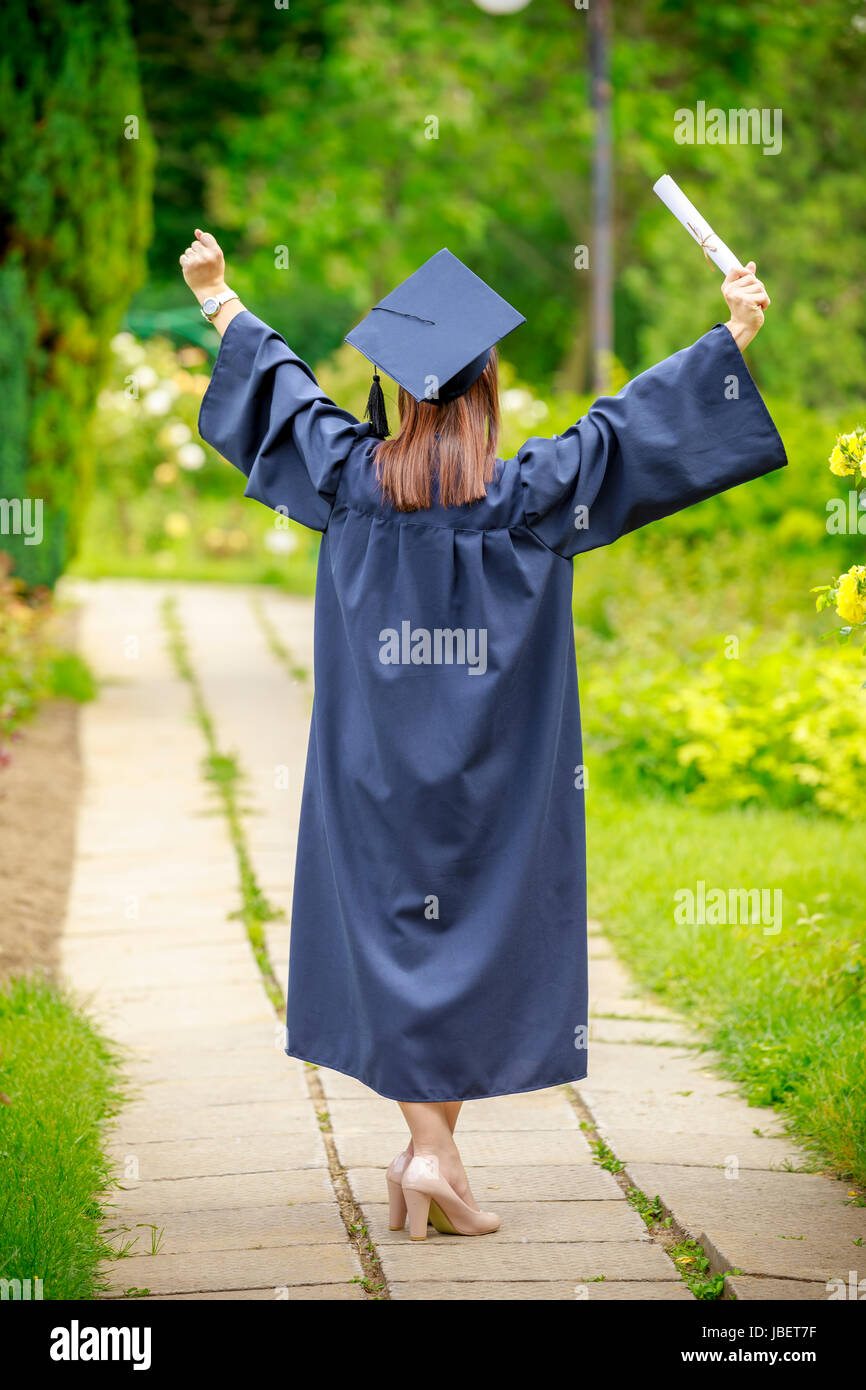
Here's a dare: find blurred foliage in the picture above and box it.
[73,332,322,589]
[0,0,154,586]
[0,554,94,774]
[135,0,865,408]
[584,633,866,816]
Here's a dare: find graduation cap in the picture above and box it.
[345,248,525,437]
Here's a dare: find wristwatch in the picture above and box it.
[200,290,239,321]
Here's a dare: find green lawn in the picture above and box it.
[587,779,866,1184]
[0,977,126,1299]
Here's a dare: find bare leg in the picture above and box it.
[442,1101,463,1134]
[398,1101,477,1208]
[402,1099,463,1152]
[399,1099,463,1154]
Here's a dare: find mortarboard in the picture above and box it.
[345,248,525,437]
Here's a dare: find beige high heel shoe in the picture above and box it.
[386,1149,412,1230]
[402,1154,500,1240]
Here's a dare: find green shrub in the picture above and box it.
[0,555,95,767]
[0,0,154,588]
[583,632,866,817]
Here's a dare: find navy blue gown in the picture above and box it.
[199,311,786,1101]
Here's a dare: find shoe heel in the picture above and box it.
[387,1177,407,1231]
[404,1186,432,1240]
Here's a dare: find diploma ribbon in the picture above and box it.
[685,220,718,267]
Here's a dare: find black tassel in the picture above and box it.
[364,371,390,438]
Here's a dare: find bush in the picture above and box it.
[75,331,320,588]
[0,554,95,771]
[0,0,154,588]
[583,631,866,817]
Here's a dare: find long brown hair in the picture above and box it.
[374,349,500,512]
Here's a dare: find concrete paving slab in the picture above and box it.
[107,1133,326,1181]
[724,1276,834,1301]
[378,1240,677,1284]
[702,1226,866,1284]
[109,1168,334,1214]
[107,1203,349,1255]
[115,1100,320,1142]
[138,1284,366,1300]
[103,1243,362,1296]
[366,1199,648,1245]
[389,1280,694,1300]
[596,1127,805,1170]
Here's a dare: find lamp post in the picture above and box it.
[471,0,613,392]
[588,0,612,392]
[470,1,533,12]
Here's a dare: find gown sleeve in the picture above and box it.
[198,309,374,531]
[518,323,787,559]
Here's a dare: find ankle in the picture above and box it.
[413,1138,457,1158]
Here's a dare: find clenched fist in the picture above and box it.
[179,229,227,298]
[179,229,243,335]
[722,261,771,351]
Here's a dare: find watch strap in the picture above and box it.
[201,290,239,321]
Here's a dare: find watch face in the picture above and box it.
[202,296,218,316]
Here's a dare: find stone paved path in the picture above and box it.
[59,579,864,1301]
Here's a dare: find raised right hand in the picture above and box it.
[722,261,770,350]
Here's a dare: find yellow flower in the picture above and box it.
[163,512,190,540]
[153,462,178,486]
[829,444,854,476]
[835,565,866,625]
[829,430,865,477]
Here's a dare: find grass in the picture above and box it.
[0,976,126,1299]
[587,778,866,1184]
[44,650,98,703]
[160,596,285,1010]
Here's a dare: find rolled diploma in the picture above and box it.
[653,174,743,277]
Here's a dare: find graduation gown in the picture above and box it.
[199,311,786,1102]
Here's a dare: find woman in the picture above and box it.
[180,230,784,1240]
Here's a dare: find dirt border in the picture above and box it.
[0,671,82,982]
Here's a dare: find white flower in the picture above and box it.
[162,422,192,447]
[264,529,298,556]
[142,389,173,417]
[135,365,159,391]
[111,332,145,364]
[501,388,534,411]
[177,442,207,471]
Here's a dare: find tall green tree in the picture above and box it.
[0,0,153,586]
